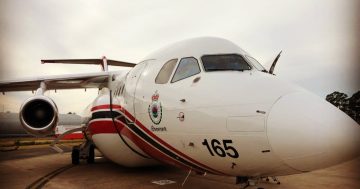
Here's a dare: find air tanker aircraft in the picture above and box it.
[0,37,359,188]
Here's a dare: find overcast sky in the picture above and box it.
[0,0,359,114]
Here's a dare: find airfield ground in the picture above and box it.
[0,144,359,189]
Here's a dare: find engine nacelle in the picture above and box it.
[19,95,58,136]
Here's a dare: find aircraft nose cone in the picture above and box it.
[267,92,360,172]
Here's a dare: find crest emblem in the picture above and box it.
[148,91,162,125]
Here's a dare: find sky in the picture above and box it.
[0,0,359,114]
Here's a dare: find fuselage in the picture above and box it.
[85,37,360,177]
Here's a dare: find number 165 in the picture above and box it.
[202,139,239,158]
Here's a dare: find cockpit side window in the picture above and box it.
[155,59,178,84]
[245,56,266,72]
[171,57,201,83]
[201,54,251,72]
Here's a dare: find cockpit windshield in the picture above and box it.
[201,54,251,72]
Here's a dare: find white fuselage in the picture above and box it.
[85,37,360,177]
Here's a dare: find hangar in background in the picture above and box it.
[0,112,81,137]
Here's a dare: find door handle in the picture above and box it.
[177,112,185,121]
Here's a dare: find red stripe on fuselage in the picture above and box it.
[91,104,122,112]
[88,119,200,171]
[114,120,202,171]
[88,120,118,134]
[54,133,83,140]
[90,104,226,175]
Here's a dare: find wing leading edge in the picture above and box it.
[41,56,136,71]
[0,72,111,92]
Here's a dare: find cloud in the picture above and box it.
[0,0,359,113]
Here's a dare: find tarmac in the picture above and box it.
[0,145,359,189]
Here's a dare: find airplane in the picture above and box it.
[0,37,359,188]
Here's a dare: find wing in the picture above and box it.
[41,57,136,71]
[0,57,135,92]
[0,72,112,92]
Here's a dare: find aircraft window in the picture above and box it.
[246,56,266,72]
[201,54,251,72]
[171,57,201,83]
[155,59,178,84]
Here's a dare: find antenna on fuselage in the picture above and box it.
[101,56,108,72]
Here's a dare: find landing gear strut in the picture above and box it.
[71,140,95,165]
[71,146,80,165]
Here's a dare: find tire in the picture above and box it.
[72,146,80,165]
[87,144,95,164]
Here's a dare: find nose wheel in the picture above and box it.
[262,176,281,185]
[236,177,249,189]
[71,141,95,165]
[236,176,281,188]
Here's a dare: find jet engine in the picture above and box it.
[19,95,58,136]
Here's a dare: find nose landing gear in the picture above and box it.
[71,140,95,165]
[262,176,281,185]
[236,177,250,189]
[236,176,281,189]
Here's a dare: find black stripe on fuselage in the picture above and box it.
[115,116,208,173]
[91,111,121,120]
[91,110,150,159]
[92,110,210,173]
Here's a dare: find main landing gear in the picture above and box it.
[71,140,95,165]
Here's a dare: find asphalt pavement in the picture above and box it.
[0,145,359,189]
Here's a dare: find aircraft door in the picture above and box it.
[163,57,203,131]
[123,61,149,117]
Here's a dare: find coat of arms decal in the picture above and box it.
[148,91,162,125]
